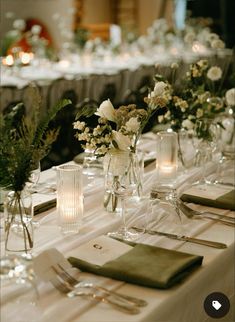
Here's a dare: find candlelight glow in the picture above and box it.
[3,55,14,66]
[20,52,32,65]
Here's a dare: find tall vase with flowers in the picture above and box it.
[155,59,230,169]
[74,96,163,213]
[0,87,70,257]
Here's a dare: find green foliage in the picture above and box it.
[0,87,71,192]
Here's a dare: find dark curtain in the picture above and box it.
[187,0,235,48]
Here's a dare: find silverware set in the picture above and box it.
[33,249,147,315]
[176,199,235,227]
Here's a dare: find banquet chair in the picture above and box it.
[2,101,26,131]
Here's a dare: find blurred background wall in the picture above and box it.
[1,0,234,50]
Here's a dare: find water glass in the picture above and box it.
[56,164,83,234]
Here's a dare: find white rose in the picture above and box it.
[31,25,42,35]
[225,88,235,106]
[207,33,219,42]
[112,131,131,151]
[153,81,167,96]
[211,39,225,49]
[207,66,222,81]
[13,19,26,31]
[182,119,194,130]
[95,99,116,122]
[184,32,195,44]
[125,117,140,133]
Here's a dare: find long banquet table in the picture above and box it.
[1,134,235,322]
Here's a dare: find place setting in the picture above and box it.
[1,2,235,322]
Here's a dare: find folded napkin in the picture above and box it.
[68,240,203,289]
[181,185,235,210]
[32,193,56,215]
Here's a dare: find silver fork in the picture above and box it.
[52,263,147,307]
[50,274,140,315]
[177,200,235,226]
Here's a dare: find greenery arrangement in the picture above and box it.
[155,59,233,135]
[0,88,70,192]
[0,87,70,255]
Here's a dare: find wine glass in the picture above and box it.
[107,171,145,241]
[0,255,41,321]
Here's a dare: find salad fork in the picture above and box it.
[51,263,147,307]
[177,200,235,226]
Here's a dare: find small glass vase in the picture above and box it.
[103,150,142,213]
[4,189,33,259]
[193,118,216,184]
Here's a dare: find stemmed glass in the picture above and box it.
[193,118,218,185]
[0,255,40,320]
[26,162,41,229]
[107,152,145,241]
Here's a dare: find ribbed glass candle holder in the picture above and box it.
[56,164,83,234]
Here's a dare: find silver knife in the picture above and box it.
[132,226,227,249]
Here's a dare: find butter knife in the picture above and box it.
[132,226,227,249]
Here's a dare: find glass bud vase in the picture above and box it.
[103,150,142,213]
[4,189,33,259]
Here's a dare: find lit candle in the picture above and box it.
[156,131,178,186]
[2,55,14,67]
[56,165,83,234]
[20,52,32,65]
[58,59,70,69]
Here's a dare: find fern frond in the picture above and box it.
[32,98,71,147]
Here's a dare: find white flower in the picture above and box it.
[31,25,42,35]
[207,66,222,81]
[182,119,194,130]
[13,19,26,31]
[225,88,235,106]
[153,81,167,96]
[184,32,195,44]
[196,109,204,118]
[112,131,131,151]
[125,117,140,133]
[197,59,208,69]
[95,99,116,122]
[207,33,219,42]
[158,115,164,123]
[171,62,179,69]
[73,121,85,130]
[211,39,225,49]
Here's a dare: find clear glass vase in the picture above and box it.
[4,189,33,259]
[215,108,235,185]
[103,150,143,213]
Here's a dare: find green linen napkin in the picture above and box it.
[181,189,235,211]
[68,242,203,289]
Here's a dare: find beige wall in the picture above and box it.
[137,0,174,34]
[82,0,112,24]
[0,0,174,49]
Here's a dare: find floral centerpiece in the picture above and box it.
[73,97,163,155]
[73,97,163,212]
[156,59,228,137]
[0,87,70,256]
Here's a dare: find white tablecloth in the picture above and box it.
[1,136,235,322]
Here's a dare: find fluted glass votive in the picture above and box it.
[56,164,83,234]
[156,131,178,185]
